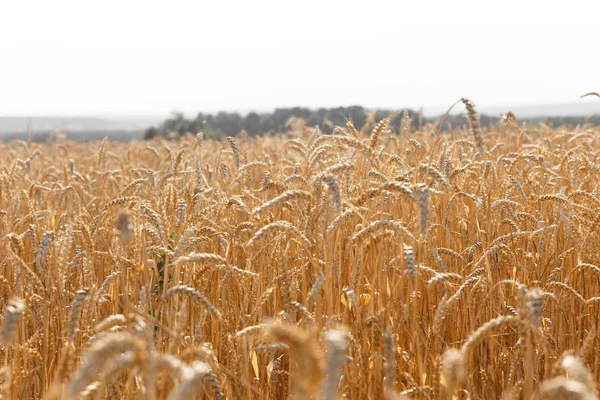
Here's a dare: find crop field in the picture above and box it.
[0,100,598,399]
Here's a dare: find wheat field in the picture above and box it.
[0,101,598,399]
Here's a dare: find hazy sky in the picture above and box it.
[1,0,598,116]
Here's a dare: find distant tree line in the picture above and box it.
[144,106,600,140]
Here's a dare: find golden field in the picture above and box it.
[0,102,598,399]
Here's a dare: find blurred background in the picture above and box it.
[1,0,598,141]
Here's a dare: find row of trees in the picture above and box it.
[144,106,406,139]
[144,106,600,140]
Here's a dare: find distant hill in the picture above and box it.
[424,101,600,118]
[480,101,600,118]
[0,116,165,142]
[0,116,163,135]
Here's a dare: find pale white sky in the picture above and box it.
[0,0,598,116]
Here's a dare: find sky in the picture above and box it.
[0,0,599,116]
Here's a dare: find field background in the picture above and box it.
[0,103,598,399]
